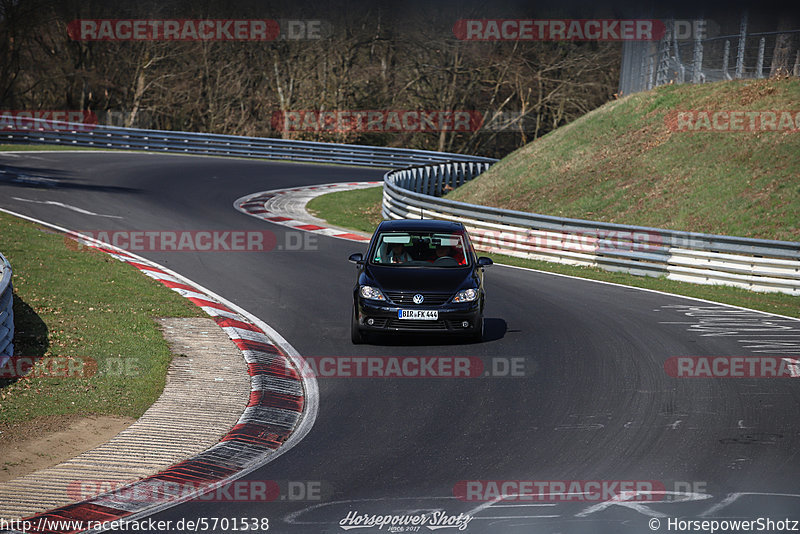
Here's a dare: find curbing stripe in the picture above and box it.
[233,181,380,242]
[199,306,242,320]
[221,326,272,343]
[213,316,261,332]
[0,209,316,534]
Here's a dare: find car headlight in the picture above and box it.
[359,285,386,301]
[452,288,478,303]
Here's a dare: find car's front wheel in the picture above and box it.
[351,306,364,344]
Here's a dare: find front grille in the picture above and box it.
[384,291,452,306]
[386,318,448,330]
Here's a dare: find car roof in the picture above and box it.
[376,219,465,233]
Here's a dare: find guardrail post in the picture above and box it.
[411,168,422,193]
[456,162,466,187]
[435,164,445,196]
[425,166,436,195]
[443,164,454,194]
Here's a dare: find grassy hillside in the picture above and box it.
[447,78,800,242]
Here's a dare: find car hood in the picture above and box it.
[364,264,473,293]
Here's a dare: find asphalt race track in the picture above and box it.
[2,151,799,534]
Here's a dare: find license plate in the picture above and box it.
[398,309,438,320]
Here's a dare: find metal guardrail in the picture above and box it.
[383,163,800,295]
[0,252,13,358]
[0,115,495,168]
[3,115,797,295]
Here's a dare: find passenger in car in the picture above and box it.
[387,243,413,263]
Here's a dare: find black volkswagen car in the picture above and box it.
[348,219,492,343]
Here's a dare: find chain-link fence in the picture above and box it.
[620,14,800,95]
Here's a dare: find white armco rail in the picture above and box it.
[383,164,800,296]
[0,253,13,358]
[3,115,798,295]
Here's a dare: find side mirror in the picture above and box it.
[477,257,493,267]
[349,253,364,264]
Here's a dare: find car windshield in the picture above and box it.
[370,232,469,267]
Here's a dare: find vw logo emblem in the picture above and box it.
[413,294,424,304]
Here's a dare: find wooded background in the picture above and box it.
[0,0,794,158]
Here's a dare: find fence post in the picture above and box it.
[722,40,731,80]
[656,20,672,87]
[735,12,747,79]
[756,37,766,78]
[691,19,704,83]
[672,23,685,83]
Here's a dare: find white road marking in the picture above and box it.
[0,152,47,159]
[487,504,557,507]
[699,492,800,517]
[11,197,123,218]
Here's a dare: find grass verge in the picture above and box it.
[308,187,800,319]
[0,211,203,425]
[306,186,384,234]
[447,78,800,242]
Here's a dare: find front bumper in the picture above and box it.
[356,298,481,334]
